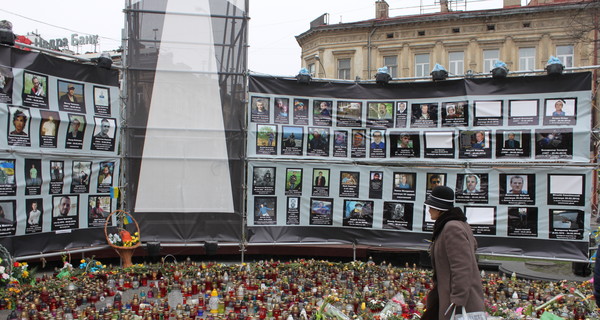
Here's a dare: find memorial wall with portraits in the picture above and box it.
[0,47,120,251]
[246,73,593,260]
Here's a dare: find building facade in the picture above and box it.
[296,0,597,80]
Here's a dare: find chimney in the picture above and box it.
[376,0,389,19]
[504,0,521,7]
[440,0,449,12]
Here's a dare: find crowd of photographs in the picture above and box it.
[0,64,120,237]
[247,95,588,162]
[248,163,589,241]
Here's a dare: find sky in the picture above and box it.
[1,0,521,77]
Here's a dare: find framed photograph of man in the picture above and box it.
[423,131,455,158]
[336,101,362,127]
[39,110,60,148]
[390,132,420,158]
[65,114,86,149]
[250,96,270,123]
[499,174,535,205]
[426,173,446,192]
[313,100,333,126]
[411,103,438,128]
[543,98,577,125]
[253,196,277,226]
[24,158,42,196]
[91,117,117,152]
[256,124,277,156]
[0,66,13,104]
[534,128,573,159]
[333,130,348,158]
[395,101,408,128]
[367,101,393,128]
[285,168,303,196]
[22,72,48,108]
[339,171,359,198]
[441,101,468,127]
[307,127,329,157]
[312,169,330,197]
[342,200,374,228]
[51,195,78,231]
[88,196,111,228]
[507,207,538,237]
[369,171,383,199]
[350,129,367,158]
[369,129,386,158]
[97,161,115,193]
[392,172,416,201]
[495,130,531,158]
[473,100,503,126]
[309,198,333,225]
[280,126,303,156]
[7,106,32,147]
[383,201,413,230]
[286,197,300,225]
[25,198,43,234]
[293,98,309,125]
[57,80,85,113]
[458,130,491,159]
[0,200,16,236]
[547,174,585,206]
[252,167,276,195]
[49,160,64,194]
[93,86,111,115]
[464,206,497,235]
[274,98,290,124]
[508,99,539,126]
[549,209,584,240]
[455,173,488,204]
[71,161,92,194]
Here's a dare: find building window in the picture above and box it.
[483,49,499,73]
[518,47,536,71]
[415,53,430,77]
[338,58,351,79]
[487,24,495,31]
[384,55,398,78]
[308,63,316,76]
[448,51,464,75]
[556,45,574,68]
[418,31,425,36]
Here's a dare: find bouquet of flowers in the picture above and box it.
[0,259,35,286]
[107,231,140,247]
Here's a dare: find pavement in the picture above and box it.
[480,259,592,282]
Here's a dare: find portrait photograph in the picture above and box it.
[293,98,309,125]
[0,66,13,103]
[250,96,270,123]
[280,126,303,156]
[313,100,333,126]
[395,101,408,128]
[367,101,393,128]
[342,200,374,228]
[309,198,333,226]
[441,101,467,127]
[22,72,48,108]
[253,196,277,226]
[336,101,362,127]
[543,98,577,125]
[57,80,85,113]
[274,98,290,124]
[383,201,413,231]
[410,103,438,128]
[495,130,531,158]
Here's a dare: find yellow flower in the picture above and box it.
[80,259,86,263]
[22,271,29,278]
[21,262,27,266]
[96,261,102,265]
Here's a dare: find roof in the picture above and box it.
[296,1,596,42]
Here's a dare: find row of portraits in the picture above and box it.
[0,68,113,116]
[5,105,116,151]
[253,167,585,207]
[254,125,574,160]
[251,195,584,240]
[0,194,114,236]
[249,96,579,128]
[0,159,115,197]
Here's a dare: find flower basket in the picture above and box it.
[104,210,140,268]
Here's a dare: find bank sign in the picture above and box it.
[33,33,99,50]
